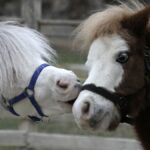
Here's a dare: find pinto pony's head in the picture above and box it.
[0,22,81,120]
[73,1,150,130]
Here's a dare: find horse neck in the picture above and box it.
[134,106,150,150]
[0,60,45,99]
[132,31,150,150]
[134,76,150,150]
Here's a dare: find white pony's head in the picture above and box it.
[0,22,81,119]
[73,1,148,130]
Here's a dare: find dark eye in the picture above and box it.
[116,52,129,64]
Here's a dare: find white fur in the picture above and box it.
[73,35,129,130]
[0,22,55,97]
[0,22,80,118]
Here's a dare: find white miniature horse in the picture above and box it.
[0,22,80,121]
[73,1,150,150]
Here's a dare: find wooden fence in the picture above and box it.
[0,0,80,39]
[0,130,143,150]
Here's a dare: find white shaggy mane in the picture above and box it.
[0,22,55,96]
[74,0,145,50]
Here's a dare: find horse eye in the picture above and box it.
[116,52,129,64]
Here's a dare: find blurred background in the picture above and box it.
[0,0,149,150]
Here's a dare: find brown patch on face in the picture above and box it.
[114,30,146,117]
[114,5,150,116]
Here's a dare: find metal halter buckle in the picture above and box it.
[25,88,34,97]
[1,95,10,108]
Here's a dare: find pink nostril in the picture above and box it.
[57,80,69,89]
[82,101,90,115]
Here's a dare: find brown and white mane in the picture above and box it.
[73,1,150,150]
[74,1,146,49]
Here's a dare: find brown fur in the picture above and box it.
[74,1,150,150]
[114,6,150,150]
[115,32,145,116]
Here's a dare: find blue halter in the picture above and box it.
[4,63,49,122]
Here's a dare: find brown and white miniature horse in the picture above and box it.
[73,1,150,150]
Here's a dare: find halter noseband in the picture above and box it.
[81,84,144,125]
[1,64,49,122]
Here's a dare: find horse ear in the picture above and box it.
[121,6,150,36]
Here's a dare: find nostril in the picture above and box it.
[82,101,90,115]
[57,80,69,89]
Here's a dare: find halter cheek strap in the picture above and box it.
[2,63,49,122]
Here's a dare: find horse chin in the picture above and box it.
[107,119,120,131]
[97,114,120,131]
[57,98,76,111]
[76,118,120,131]
[73,110,121,131]
[65,98,76,106]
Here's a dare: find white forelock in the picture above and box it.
[0,22,56,96]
